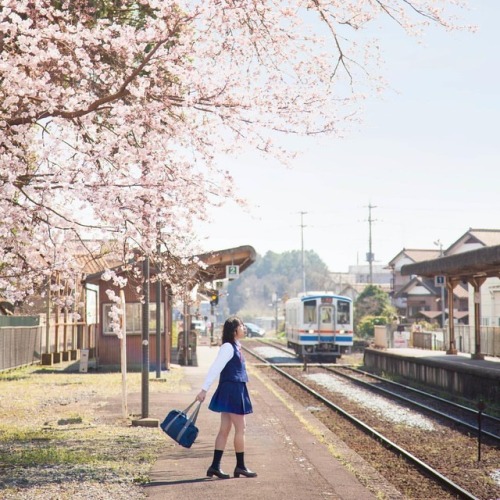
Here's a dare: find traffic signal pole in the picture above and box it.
[210,304,214,345]
[209,290,218,345]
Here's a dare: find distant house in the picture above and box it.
[446,228,500,255]
[328,264,391,300]
[387,249,441,321]
[392,276,468,326]
[347,264,391,286]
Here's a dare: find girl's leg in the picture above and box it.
[229,413,246,452]
[207,413,233,479]
[230,413,257,477]
[214,412,232,450]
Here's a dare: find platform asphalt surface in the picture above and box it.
[142,345,403,500]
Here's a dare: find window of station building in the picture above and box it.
[337,300,350,324]
[303,300,317,323]
[102,302,164,335]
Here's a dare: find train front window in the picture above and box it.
[320,306,333,325]
[337,300,350,324]
[303,300,316,323]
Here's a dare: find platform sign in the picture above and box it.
[226,265,239,280]
[434,275,446,287]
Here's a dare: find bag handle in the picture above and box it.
[163,399,201,435]
[176,400,202,442]
[181,400,198,415]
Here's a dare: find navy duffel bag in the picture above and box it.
[161,400,201,448]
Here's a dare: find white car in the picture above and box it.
[244,323,265,338]
[191,319,206,335]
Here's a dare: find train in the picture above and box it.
[285,292,353,360]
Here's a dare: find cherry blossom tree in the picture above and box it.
[0,0,469,304]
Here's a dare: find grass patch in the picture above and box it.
[0,361,185,495]
[0,446,95,467]
[57,416,83,425]
[0,367,30,381]
[0,427,53,442]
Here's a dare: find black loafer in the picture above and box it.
[234,466,257,478]
[206,466,230,479]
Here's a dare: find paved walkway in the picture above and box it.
[142,345,402,500]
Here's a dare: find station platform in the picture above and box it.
[364,347,500,401]
[143,345,401,500]
[383,347,500,366]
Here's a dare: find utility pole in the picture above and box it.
[366,203,377,284]
[272,292,280,335]
[300,211,307,293]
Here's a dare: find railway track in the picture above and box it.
[250,338,500,440]
[324,365,500,442]
[243,342,500,499]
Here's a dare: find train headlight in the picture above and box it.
[308,329,314,334]
[339,329,345,334]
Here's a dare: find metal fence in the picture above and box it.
[412,331,445,351]
[454,325,500,357]
[0,314,97,371]
[0,326,42,371]
[375,324,500,357]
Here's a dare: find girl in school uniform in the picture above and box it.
[196,316,257,479]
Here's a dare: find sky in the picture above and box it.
[195,2,500,273]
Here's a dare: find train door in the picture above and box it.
[318,303,335,349]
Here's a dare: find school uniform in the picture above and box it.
[202,341,253,415]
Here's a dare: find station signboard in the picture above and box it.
[226,265,239,280]
[434,275,446,287]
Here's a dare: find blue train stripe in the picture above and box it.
[335,336,353,342]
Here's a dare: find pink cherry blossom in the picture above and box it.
[0,0,470,305]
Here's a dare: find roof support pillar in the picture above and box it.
[469,276,486,360]
[446,278,458,355]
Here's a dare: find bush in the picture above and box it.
[357,315,388,338]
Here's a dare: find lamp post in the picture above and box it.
[434,240,446,331]
[141,256,150,419]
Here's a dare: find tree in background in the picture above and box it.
[1,0,469,304]
[354,284,396,338]
[227,250,331,317]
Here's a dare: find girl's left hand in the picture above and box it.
[196,390,207,402]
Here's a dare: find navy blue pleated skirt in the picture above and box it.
[209,381,253,415]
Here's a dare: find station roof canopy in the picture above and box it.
[84,244,257,284]
[400,244,500,279]
[196,245,257,281]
